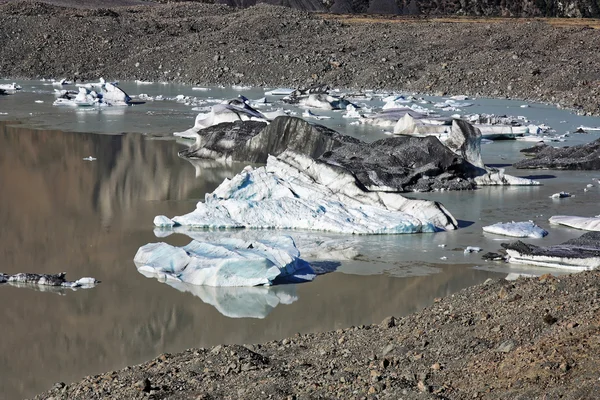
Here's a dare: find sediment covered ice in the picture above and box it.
[502,232,600,270]
[156,151,457,233]
[0,272,99,289]
[549,215,600,231]
[483,221,548,238]
[134,236,315,287]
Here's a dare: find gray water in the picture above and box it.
[1,80,600,399]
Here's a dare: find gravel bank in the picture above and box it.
[0,1,599,115]
[33,271,600,399]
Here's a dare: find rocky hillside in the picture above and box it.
[155,0,600,16]
[1,1,599,115]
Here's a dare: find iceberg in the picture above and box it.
[134,236,315,287]
[174,97,267,139]
[0,83,21,91]
[157,151,457,233]
[501,232,600,270]
[483,221,548,238]
[549,215,600,231]
[514,138,600,170]
[0,272,99,289]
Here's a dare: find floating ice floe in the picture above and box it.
[134,236,315,287]
[174,97,268,139]
[52,78,71,86]
[464,246,482,254]
[550,191,571,199]
[0,272,99,289]
[514,138,600,170]
[483,221,548,238]
[302,109,331,120]
[264,88,294,96]
[155,150,458,234]
[576,126,600,132]
[0,83,21,91]
[501,232,600,270]
[549,215,600,231]
[83,156,97,161]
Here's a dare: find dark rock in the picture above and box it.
[514,139,600,170]
[134,378,151,392]
[380,316,397,328]
[543,313,558,325]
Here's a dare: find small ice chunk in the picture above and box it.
[74,277,99,287]
[35,100,44,103]
[464,246,482,254]
[483,221,548,238]
[154,215,176,228]
[549,215,600,231]
[550,192,571,199]
[83,156,96,161]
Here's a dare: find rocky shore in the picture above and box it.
[1,0,600,115]
[34,270,600,399]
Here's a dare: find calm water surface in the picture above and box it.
[1,80,600,399]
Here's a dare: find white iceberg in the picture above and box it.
[483,221,548,238]
[174,98,267,138]
[101,82,131,105]
[298,94,353,110]
[0,83,22,91]
[134,236,315,287]
[156,151,457,234]
[549,215,600,231]
[265,88,294,96]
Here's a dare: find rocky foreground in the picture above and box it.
[1,1,600,115]
[34,271,600,399]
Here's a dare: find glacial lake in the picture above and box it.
[1,80,600,399]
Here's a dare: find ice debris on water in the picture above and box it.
[83,156,97,161]
[550,192,571,199]
[464,246,483,254]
